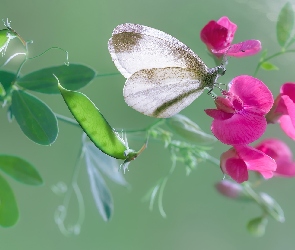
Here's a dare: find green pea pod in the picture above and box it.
[58,80,145,163]
[0,29,16,54]
[0,29,9,50]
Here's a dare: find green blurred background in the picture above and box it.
[1,0,295,249]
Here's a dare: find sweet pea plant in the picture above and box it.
[0,2,295,237]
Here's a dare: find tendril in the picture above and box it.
[53,146,85,236]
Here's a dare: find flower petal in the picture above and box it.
[214,96,235,113]
[259,171,274,179]
[255,138,295,178]
[280,95,295,126]
[255,138,293,161]
[280,83,295,102]
[274,94,288,114]
[220,147,237,172]
[200,20,230,51]
[229,75,273,114]
[225,158,248,183]
[211,111,267,145]
[265,94,286,123]
[235,145,276,179]
[227,40,261,57]
[279,115,295,140]
[204,109,233,120]
[275,160,295,177]
[213,40,261,57]
[217,16,237,37]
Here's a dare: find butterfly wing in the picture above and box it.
[123,67,205,118]
[108,23,207,78]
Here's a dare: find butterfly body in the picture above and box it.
[108,23,225,118]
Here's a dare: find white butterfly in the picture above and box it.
[108,23,225,118]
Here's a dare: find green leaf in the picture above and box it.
[0,70,16,102]
[84,142,128,186]
[7,105,14,123]
[166,114,216,144]
[11,90,58,145]
[286,35,295,48]
[0,83,5,97]
[0,155,42,185]
[247,217,268,237]
[58,84,127,159]
[85,154,113,221]
[0,173,18,227]
[259,192,285,223]
[276,2,294,47]
[16,64,96,94]
[260,61,279,71]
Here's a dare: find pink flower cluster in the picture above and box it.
[201,17,295,183]
[205,75,273,145]
[204,75,276,183]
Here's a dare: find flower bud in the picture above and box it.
[247,217,268,237]
[215,180,243,199]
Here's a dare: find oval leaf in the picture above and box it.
[0,83,5,97]
[59,84,127,159]
[16,64,95,94]
[84,142,128,186]
[276,2,294,47]
[85,156,113,221]
[0,155,42,185]
[260,61,279,71]
[0,70,16,102]
[0,173,18,227]
[11,90,58,145]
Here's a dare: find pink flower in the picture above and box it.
[255,138,295,177]
[200,16,261,58]
[215,180,243,199]
[220,145,276,183]
[205,75,273,145]
[266,83,295,140]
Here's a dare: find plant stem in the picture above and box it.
[55,113,80,128]
[120,119,165,134]
[254,49,295,76]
